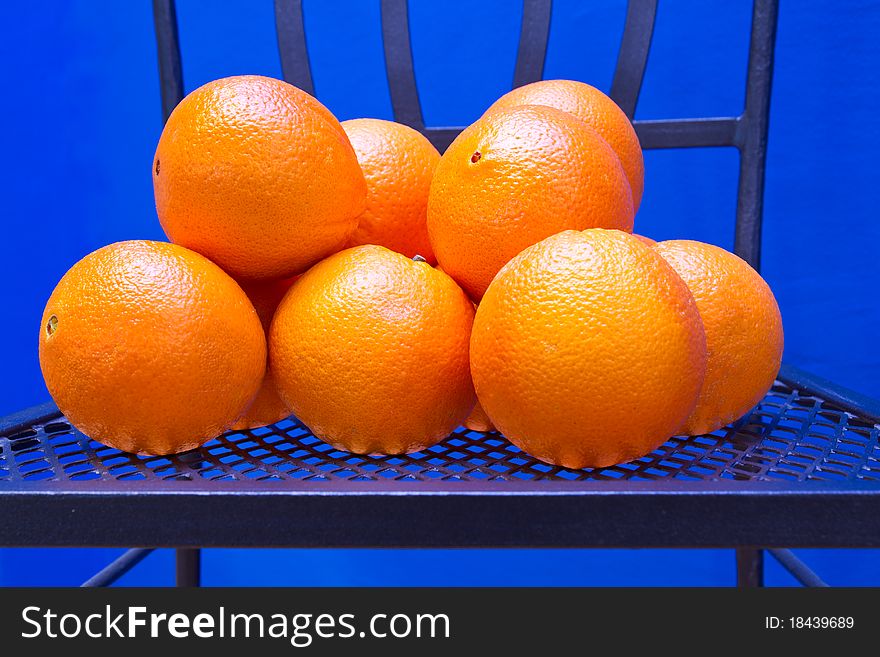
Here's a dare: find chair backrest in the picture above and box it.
[151,0,778,271]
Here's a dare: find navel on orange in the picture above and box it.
[39,241,266,455]
[470,229,707,469]
[154,75,366,280]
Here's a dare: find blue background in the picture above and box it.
[1,0,878,585]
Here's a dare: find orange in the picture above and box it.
[270,245,476,454]
[464,400,495,433]
[154,75,366,280]
[232,277,297,430]
[485,79,644,210]
[428,105,634,300]
[39,240,266,455]
[341,118,440,263]
[633,234,657,246]
[470,229,707,469]
[654,240,784,435]
[464,301,495,433]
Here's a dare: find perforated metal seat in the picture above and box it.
[2,0,878,588]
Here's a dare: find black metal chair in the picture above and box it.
[1,0,878,588]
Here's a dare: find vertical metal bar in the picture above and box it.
[274,0,315,94]
[736,548,764,587]
[733,0,779,271]
[609,0,658,119]
[152,0,185,123]
[380,0,425,129]
[512,0,552,89]
[176,548,201,587]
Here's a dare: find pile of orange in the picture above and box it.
[39,76,782,469]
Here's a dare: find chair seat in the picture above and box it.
[2,366,879,549]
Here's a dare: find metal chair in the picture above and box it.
[1,0,878,588]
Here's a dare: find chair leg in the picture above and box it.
[767,549,828,587]
[175,548,201,587]
[736,548,764,587]
[81,548,155,587]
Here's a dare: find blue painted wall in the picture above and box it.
[1,1,878,585]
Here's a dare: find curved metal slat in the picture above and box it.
[734,0,779,272]
[152,0,185,123]
[512,0,552,88]
[274,0,315,95]
[610,0,658,119]
[380,0,424,129]
[634,117,740,149]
